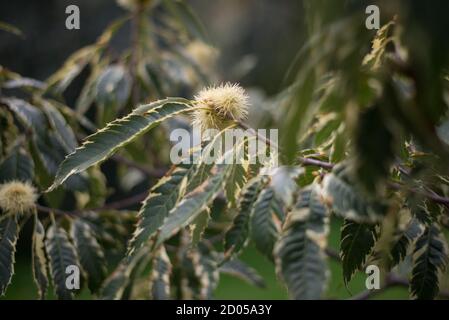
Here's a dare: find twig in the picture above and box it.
[36,190,148,216]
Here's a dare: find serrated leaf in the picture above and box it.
[48,98,193,191]
[250,187,283,260]
[156,164,232,246]
[96,64,131,108]
[0,216,19,296]
[128,166,188,256]
[0,147,34,183]
[45,225,80,300]
[224,164,247,208]
[100,263,129,300]
[340,219,377,285]
[274,186,329,299]
[224,177,265,258]
[2,97,86,190]
[101,246,152,300]
[410,224,448,300]
[190,209,211,247]
[40,100,77,153]
[196,243,219,299]
[354,104,395,194]
[96,64,132,126]
[219,259,265,288]
[71,219,107,294]
[149,246,172,300]
[32,215,48,299]
[389,218,423,268]
[323,165,385,223]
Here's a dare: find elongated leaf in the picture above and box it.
[323,165,385,223]
[32,216,48,299]
[156,164,231,246]
[71,219,107,294]
[100,263,129,300]
[101,246,151,300]
[190,209,211,247]
[162,0,210,43]
[390,218,423,268]
[340,219,377,285]
[128,166,188,256]
[410,224,448,300]
[41,100,77,153]
[45,225,80,300]
[224,164,247,208]
[0,147,34,183]
[224,177,266,258]
[149,246,172,300]
[274,186,329,299]
[2,98,86,190]
[0,216,19,296]
[48,98,192,191]
[46,46,96,93]
[96,64,131,109]
[250,187,283,259]
[219,259,265,288]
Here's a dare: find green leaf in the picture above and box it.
[197,243,220,299]
[274,186,330,299]
[95,64,131,109]
[149,246,172,300]
[0,147,34,183]
[156,164,232,246]
[0,216,19,296]
[48,98,193,191]
[46,46,96,93]
[250,187,283,260]
[323,165,385,223]
[219,259,265,288]
[340,219,377,285]
[100,263,129,300]
[162,0,210,44]
[95,64,132,126]
[410,224,448,300]
[45,225,80,300]
[224,177,266,258]
[189,209,211,247]
[32,215,48,300]
[100,245,153,300]
[2,98,86,190]
[389,218,423,268]
[128,166,188,256]
[224,164,247,208]
[71,219,107,294]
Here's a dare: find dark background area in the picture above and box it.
[0,0,304,97]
